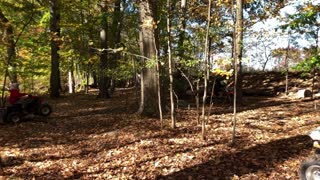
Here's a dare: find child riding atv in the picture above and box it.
[8,83,29,107]
[1,83,52,123]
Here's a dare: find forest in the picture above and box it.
[0,0,320,179]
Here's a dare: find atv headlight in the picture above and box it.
[313,141,320,148]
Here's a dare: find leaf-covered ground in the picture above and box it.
[0,89,319,179]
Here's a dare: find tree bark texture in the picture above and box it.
[232,0,243,145]
[178,0,187,60]
[110,0,123,53]
[167,0,175,128]
[284,31,291,95]
[137,0,159,117]
[109,0,124,91]
[68,63,75,94]
[234,0,243,101]
[98,1,110,98]
[201,0,211,140]
[0,9,17,83]
[49,0,61,98]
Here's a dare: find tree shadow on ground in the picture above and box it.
[181,95,317,117]
[157,135,312,180]
[0,90,140,147]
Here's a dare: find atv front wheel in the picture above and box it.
[6,112,22,123]
[300,158,320,180]
[38,104,52,116]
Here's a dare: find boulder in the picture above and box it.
[297,89,312,98]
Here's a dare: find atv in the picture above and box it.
[1,95,52,123]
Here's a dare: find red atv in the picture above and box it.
[0,95,52,123]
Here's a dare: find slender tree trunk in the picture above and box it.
[68,58,75,94]
[86,65,90,94]
[178,69,199,124]
[0,9,15,106]
[196,80,200,124]
[80,0,89,94]
[153,0,164,121]
[137,0,159,117]
[231,3,235,60]
[92,71,98,87]
[284,31,291,95]
[1,72,8,107]
[167,0,175,129]
[31,56,35,93]
[201,0,211,140]
[178,0,187,61]
[49,0,61,98]
[232,0,243,145]
[206,37,214,118]
[156,44,163,125]
[207,79,216,118]
[152,0,163,123]
[0,8,34,104]
[132,57,139,105]
[313,27,319,110]
[262,45,270,72]
[0,9,17,83]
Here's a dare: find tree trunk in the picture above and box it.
[109,0,124,92]
[156,46,163,125]
[312,27,319,110]
[284,31,291,95]
[68,70,75,94]
[92,71,98,87]
[98,1,110,98]
[167,0,175,128]
[85,64,90,94]
[49,0,61,98]
[177,0,187,60]
[232,0,243,145]
[67,57,75,93]
[137,0,159,117]
[111,0,122,50]
[0,9,17,83]
[232,0,243,102]
[196,80,200,124]
[262,45,270,72]
[201,0,211,140]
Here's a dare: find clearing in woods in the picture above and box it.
[0,85,319,179]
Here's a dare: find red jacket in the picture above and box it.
[9,89,26,105]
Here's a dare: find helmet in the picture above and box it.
[9,83,19,90]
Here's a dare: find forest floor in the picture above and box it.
[0,88,320,180]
